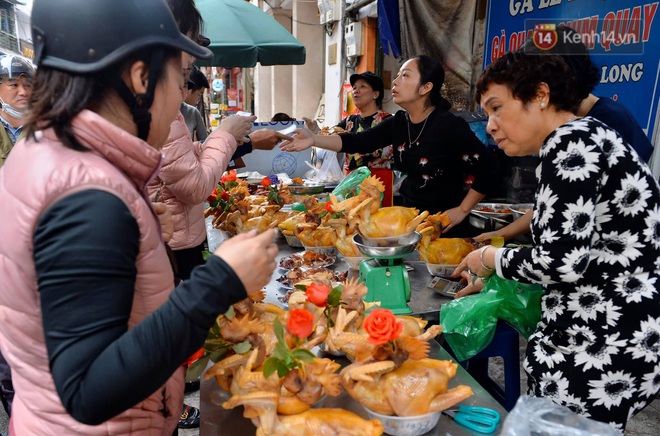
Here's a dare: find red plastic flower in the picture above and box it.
[305,283,331,308]
[363,308,403,345]
[325,201,334,213]
[220,191,230,201]
[261,177,272,187]
[221,169,237,183]
[286,308,314,339]
[183,347,205,367]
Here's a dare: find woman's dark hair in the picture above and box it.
[25,47,179,151]
[475,51,581,113]
[521,25,599,100]
[166,0,203,41]
[271,112,295,122]
[412,55,451,111]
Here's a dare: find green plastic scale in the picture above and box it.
[354,232,422,315]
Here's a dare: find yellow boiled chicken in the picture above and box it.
[277,212,305,236]
[223,391,384,436]
[294,223,336,247]
[417,226,476,264]
[326,218,362,257]
[357,206,429,238]
[341,358,473,416]
[329,176,385,216]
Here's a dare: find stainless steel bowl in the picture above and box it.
[288,182,325,195]
[469,202,514,231]
[353,232,421,258]
[510,203,534,220]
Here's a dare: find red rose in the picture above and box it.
[211,187,219,197]
[305,283,330,307]
[221,169,237,183]
[286,308,315,339]
[325,201,333,213]
[261,177,272,187]
[363,308,403,345]
[220,191,230,201]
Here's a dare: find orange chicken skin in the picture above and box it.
[416,231,476,265]
[341,359,473,416]
[358,206,429,238]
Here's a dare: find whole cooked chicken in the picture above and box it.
[357,206,429,238]
[341,358,473,416]
[417,227,476,265]
[294,223,336,247]
[223,391,384,436]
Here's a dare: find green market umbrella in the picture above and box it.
[195,0,306,67]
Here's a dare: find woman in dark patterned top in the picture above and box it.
[337,72,393,205]
[457,51,660,432]
[283,56,501,236]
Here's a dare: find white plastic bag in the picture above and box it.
[316,150,344,183]
[501,396,620,436]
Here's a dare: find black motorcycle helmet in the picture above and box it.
[0,54,35,82]
[31,0,212,140]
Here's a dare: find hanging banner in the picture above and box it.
[484,0,660,142]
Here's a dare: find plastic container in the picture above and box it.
[425,263,458,277]
[362,407,441,436]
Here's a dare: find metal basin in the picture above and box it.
[353,232,421,258]
[288,182,325,195]
[470,202,513,231]
[510,203,534,220]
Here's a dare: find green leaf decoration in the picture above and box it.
[294,284,308,291]
[224,306,235,320]
[327,288,342,307]
[276,361,290,378]
[292,349,315,362]
[272,342,289,360]
[208,349,229,363]
[202,251,213,261]
[232,340,252,354]
[186,355,209,382]
[273,319,285,344]
[263,358,279,378]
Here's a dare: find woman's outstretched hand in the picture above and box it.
[213,229,278,300]
[219,114,257,144]
[279,129,314,152]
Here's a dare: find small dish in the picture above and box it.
[288,183,325,195]
[362,407,441,436]
[279,251,336,269]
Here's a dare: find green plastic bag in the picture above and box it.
[331,166,371,201]
[440,275,543,361]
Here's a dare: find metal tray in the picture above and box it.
[288,182,325,195]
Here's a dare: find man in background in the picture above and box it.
[0,54,34,168]
[182,67,209,141]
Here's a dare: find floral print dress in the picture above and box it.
[496,117,660,431]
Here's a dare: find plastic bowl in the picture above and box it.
[342,256,366,270]
[363,407,441,436]
[302,245,337,256]
[284,234,304,248]
[425,263,458,277]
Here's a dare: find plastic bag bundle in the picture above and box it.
[440,275,544,361]
[501,396,620,436]
[330,166,371,201]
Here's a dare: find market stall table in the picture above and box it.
[201,229,509,434]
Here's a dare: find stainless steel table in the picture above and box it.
[200,232,508,434]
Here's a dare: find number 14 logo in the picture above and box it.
[533,23,558,50]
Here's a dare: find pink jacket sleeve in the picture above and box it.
[156,113,237,205]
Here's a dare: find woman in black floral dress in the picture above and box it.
[282,55,501,237]
[457,51,660,432]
